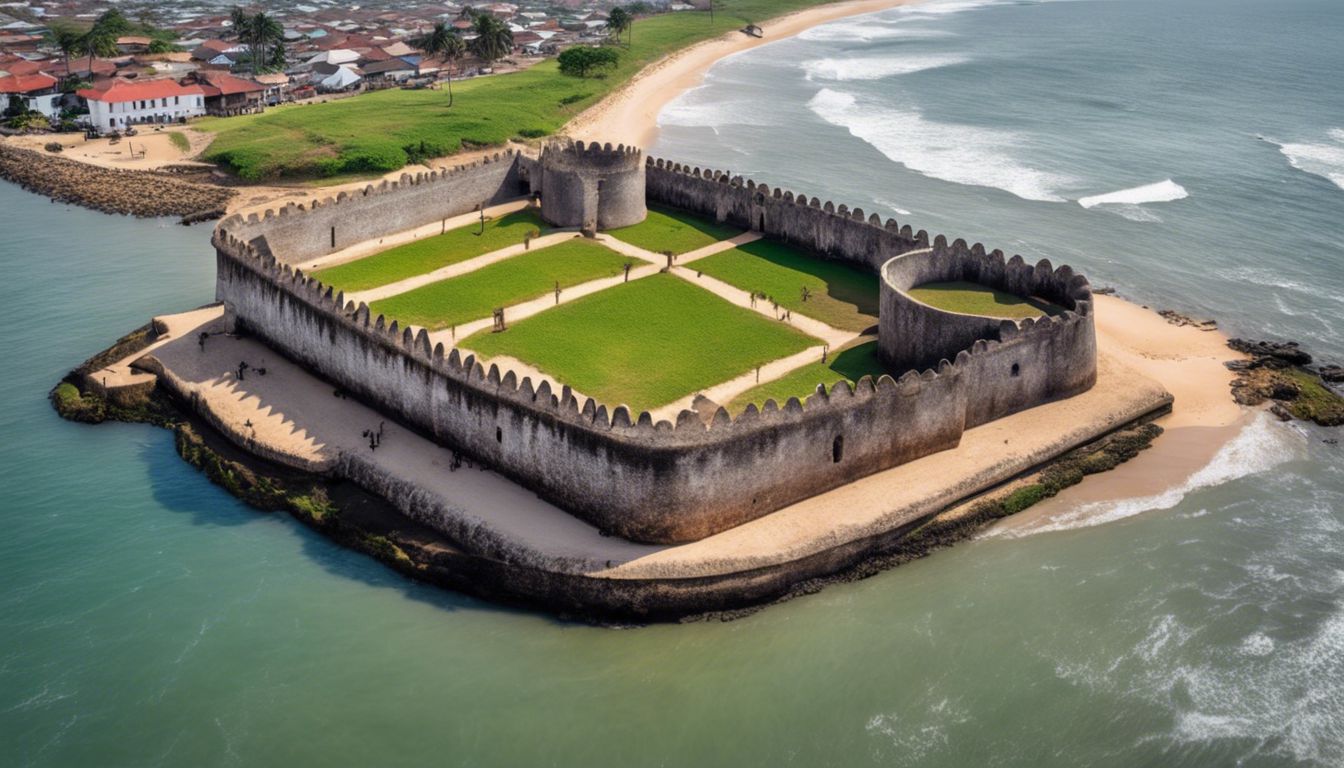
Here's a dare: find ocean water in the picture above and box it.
[2,0,1344,765]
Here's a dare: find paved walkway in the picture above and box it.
[346,230,582,304]
[293,198,532,274]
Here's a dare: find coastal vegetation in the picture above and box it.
[692,240,880,331]
[462,273,816,412]
[313,210,548,291]
[369,239,629,330]
[907,281,1061,319]
[607,205,742,254]
[196,0,847,180]
[727,340,885,413]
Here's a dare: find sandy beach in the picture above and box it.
[567,0,921,148]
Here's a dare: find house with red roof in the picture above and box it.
[77,78,205,134]
[0,72,61,118]
[194,71,265,116]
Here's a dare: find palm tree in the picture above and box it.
[45,20,84,85]
[80,11,125,80]
[606,7,632,46]
[248,12,283,73]
[414,23,466,106]
[469,13,513,68]
[229,7,251,40]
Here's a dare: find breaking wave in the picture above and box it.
[798,22,954,43]
[802,54,969,82]
[806,88,1073,202]
[993,413,1302,538]
[1078,179,1189,208]
[1272,128,1344,191]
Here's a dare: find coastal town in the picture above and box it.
[0,1,683,134]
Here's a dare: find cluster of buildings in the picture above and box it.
[0,1,685,135]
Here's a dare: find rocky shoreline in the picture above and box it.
[1226,338,1344,427]
[0,143,234,223]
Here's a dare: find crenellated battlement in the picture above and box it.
[211,143,1096,544]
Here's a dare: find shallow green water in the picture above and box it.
[5,0,1344,764]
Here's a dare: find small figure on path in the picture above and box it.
[237,361,249,381]
[554,281,562,305]
[800,286,811,303]
[198,331,209,350]
[623,260,633,282]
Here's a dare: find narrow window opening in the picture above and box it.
[832,435,844,463]
[495,427,502,443]
[330,226,336,249]
[759,213,766,231]
[1011,363,1021,378]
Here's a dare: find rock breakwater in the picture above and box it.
[0,144,234,223]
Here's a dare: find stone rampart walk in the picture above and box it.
[293,198,533,274]
[86,305,230,397]
[345,230,583,305]
[129,306,1173,581]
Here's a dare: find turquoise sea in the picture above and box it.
[3,0,1343,765]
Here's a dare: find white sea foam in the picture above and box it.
[798,22,953,43]
[1274,128,1344,191]
[657,85,780,132]
[1078,179,1189,209]
[807,88,1073,202]
[802,54,968,82]
[992,413,1303,538]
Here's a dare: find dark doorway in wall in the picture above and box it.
[759,213,765,231]
[1011,363,1021,378]
[496,427,503,443]
[832,435,844,463]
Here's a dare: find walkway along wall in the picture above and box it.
[212,152,1096,545]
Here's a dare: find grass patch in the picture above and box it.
[462,273,816,413]
[1283,368,1344,426]
[314,209,547,292]
[606,205,741,255]
[692,239,880,332]
[907,281,1063,319]
[195,1,849,180]
[167,131,191,153]
[726,340,887,412]
[371,239,630,330]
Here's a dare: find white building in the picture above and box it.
[0,72,61,118]
[78,79,205,134]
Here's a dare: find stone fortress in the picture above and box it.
[213,140,1099,546]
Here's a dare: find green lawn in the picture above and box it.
[726,340,888,413]
[461,273,816,413]
[606,205,741,255]
[691,239,880,332]
[314,209,547,292]
[196,1,849,180]
[370,239,630,330]
[167,131,191,153]
[907,281,1063,319]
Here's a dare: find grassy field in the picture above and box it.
[907,281,1062,319]
[462,273,816,412]
[196,1,847,180]
[370,239,629,330]
[691,239,880,331]
[167,131,191,153]
[606,205,741,255]
[726,340,887,413]
[314,209,547,292]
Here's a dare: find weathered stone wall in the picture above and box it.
[878,239,1096,427]
[538,140,646,230]
[211,151,1098,545]
[645,158,926,272]
[226,151,527,265]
